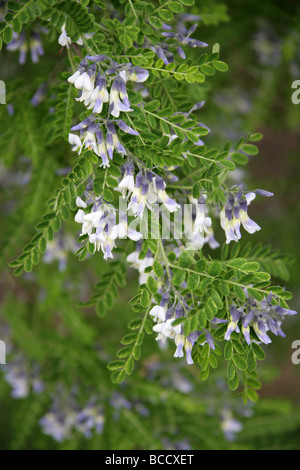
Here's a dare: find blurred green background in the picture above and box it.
[0,0,300,450]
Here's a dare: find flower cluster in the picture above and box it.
[68,56,149,167]
[150,23,208,64]
[43,231,77,271]
[220,408,243,441]
[6,31,45,64]
[149,294,216,365]
[117,162,180,218]
[39,385,152,442]
[69,117,137,168]
[4,355,44,399]
[185,194,219,250]
[220,187,273,244]
[225,292,297,345]
[40,391,105,442]
[75,190,142,260]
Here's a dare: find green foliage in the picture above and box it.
[0,0,299,452]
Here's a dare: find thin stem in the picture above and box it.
[158,236,172,286]
[127,114,145,145]
[166,185,192,190]
[143,108,188,134]
[145,66,191,77]
[168,263,273,297]
[128,0,139,21]
[188,152,222,164]
[67,47,76,72]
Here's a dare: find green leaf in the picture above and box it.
[187,273,200,291]
[224,341,233,360]
[253,271,271,282]
[212,43,220,54]
[199,368,210,381]
[12,16,22,33]
[212,324,227,340]
[212,60,228,72]
[141,288,150,307]
[61,205,70,221]
[158,8,173,21]
[209,354,218,368]
[211,291,223,309]
[167,251,176,262]
[249,132,263,142]
[79,246,87,261]
[219,281,230,296]
[200,64,215,75]
[252,343,265,360]
[14,265,24,276]
[231,339,245,355]
[128,318,143,329]
[52,215,61,232]
[228,371,239,391]
[185,130,199,143]
[192,182,201,199]
[198,311,207,329]
[186,154,197,167]
[103,188,114,202]
[168,2,184,13]
[132,119,149,132]
[38,237,47,254]
[106,176,119,188]
[247,388,259,402]
[144,100,160,112]
[247,349,257,372]
[230,151,248,165]
[178,251,194,268]
[121,333,137,345]
[242,261,260,272]
[153,260,164,277]
[208,261,222,276]
[116,346,132,358]
[125,357,135,375]
[232,353,247,370]
[227,258,246,268]
[233,285,246,302]
[227,359,235,380]
[221,244,229,261]
[195,260,207,272]
[173,126,185,140]
[107,360,125,370]
[3,25,13,44]
[172,269,186,286]
[147,276,158,294]
[248,377,262,390]
[149,16,162,29]
[190,315,198,332]
[247,288,264,301]
[221,159,236,170]
[96,300,106,317]
[111,369,126,384]
[241,144,259,155]
[132,344,141,361]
